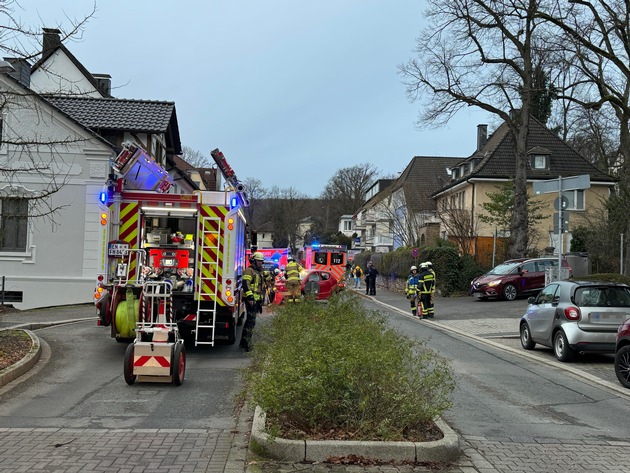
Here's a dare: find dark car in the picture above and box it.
[614,317,630,388]
[520,280,630,361]
[274,270,344,302]
[470,257,573,301]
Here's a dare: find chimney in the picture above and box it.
[42,28,62,55]
[93,73,112,97]
[3,57,31,87]
[477,124,488,152]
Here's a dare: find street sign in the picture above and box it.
[552,212,570,233]
[411,248,419,258]
[533,174,591,195]
[553,196,570,210]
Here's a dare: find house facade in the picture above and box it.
[433,120,616,265]
[0,29,186,309]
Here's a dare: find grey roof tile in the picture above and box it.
[44,96,176,133]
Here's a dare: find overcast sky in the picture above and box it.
[17,0,490,197]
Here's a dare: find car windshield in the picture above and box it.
[487,261,521,275]
[575,286,630,307]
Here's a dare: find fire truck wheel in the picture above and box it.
[98,293,111,326]
[172,342,186,386]
[123,343,137,385]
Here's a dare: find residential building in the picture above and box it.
[0,29,185,309]
[432,119,616,265]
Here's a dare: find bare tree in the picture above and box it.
[319,163,378,235]
[181,146,211,167]
[0,1,97,249]
[536,0,630,271]
[399,0,551,258]
[436,199,478,257]
[266,186,309,251]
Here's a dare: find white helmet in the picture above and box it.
[410,265,417,271]
[420,262,428,269]
[426,261,433,267]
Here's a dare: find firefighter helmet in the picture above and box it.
[426,261,433,267]
[420,262,428,269]
[252,252,265,261]
[287,255,295,262]
[410,265,417,271]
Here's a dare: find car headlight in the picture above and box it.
[488,280,501,287]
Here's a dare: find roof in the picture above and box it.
[389,156,463,212]
[44,96,177,134]
[437,117,616,195]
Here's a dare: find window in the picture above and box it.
[530,155,548,170]
[0,197,28,251]
[343,221,352,231]
[561,190,585,210]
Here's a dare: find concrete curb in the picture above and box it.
[0,329,41,388]
[250,406,461,464]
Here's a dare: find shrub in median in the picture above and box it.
[245,293,455,441]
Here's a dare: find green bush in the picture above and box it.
[244,293,455,441]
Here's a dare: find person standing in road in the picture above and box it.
[365,261,378,296]
[353,265,363,289]
[417,262,435,318]
[285,255,303,303]
[239,252,265,351]
[405,265,421,318]
[427,261,436,315]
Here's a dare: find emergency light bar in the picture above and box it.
[141,206,197,214]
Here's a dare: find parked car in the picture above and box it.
[274,270,344,303]
[470,257,573,301]
[614,317,630,388]
[519,280,630,362]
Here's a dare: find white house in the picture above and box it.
[0,29,184,309]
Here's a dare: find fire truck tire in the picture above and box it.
[123,343,137,385]
[98,293,111,326]
[172,342,186,386]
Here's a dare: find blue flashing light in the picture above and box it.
[312,241,320,249]
[230,196,238,209]
[99,190,108,204]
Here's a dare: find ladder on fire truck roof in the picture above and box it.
[194,215,220,346]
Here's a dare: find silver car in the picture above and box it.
[519,280,630,362]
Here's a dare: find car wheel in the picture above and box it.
[614,345,630,389]
[520,323,536,350]
[553,330,574,362]
[123,343,137,385]
[502,284,518,301]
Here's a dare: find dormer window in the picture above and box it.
[531,155,548,169]
[528,147,551,170]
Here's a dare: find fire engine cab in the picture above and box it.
[94,143,248,349]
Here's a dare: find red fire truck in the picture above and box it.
[94,143,248,348]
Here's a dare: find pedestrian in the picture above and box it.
[417,262,435,318]
[365,261,378,296]
[345,261,353,280]
[353,265,363,288]
[405,265,421,318]
[239,251,265,351]
[284,255,303,303]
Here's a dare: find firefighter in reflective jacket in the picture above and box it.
[405,265,421,318]
[418,262,435,318]
[284,255,303,303]
[239,251,265,351]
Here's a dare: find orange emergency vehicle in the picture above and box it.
[300,243,347,281]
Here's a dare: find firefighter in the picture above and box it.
[285,255,303,303]
[239,251,265,351]
[267,268,280,304]
[405,265,421,318]
[427,261,436,314]
[418,262,435,319]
